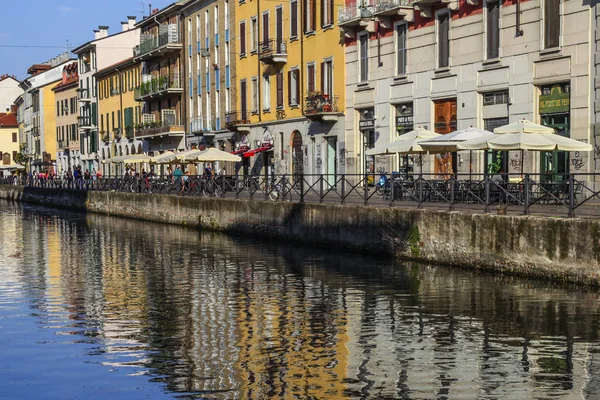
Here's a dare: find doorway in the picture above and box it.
[291,130,303,176]
[540,113,569,182]
[433,99,457,176]
[326,137,337,187]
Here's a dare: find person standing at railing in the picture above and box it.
[66,168,73,189]
[173,165,183,193]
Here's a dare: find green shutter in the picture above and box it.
[91,103,97,126]
[124,107,133,127]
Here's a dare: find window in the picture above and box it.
[321,0,333,27]
[12,132,17,143]
[321,59,333,97]
[359,33,369,82]
[307,63,315,93]
[483,90,509,106]
[396,23,407,75]
[288,68,300,106]
[290,0,298,39]
[263,74,271,111]
[486,0,500,59]
[251,76,258,113]
[56,101,60,116]
[214,6,219,33]
[437,12,450,68]
[303,0,316,33]
[240,21,246,56]
[262,11,270,46]
[276,71,284,108]
[251,16,258,52]
[544,0,560,49]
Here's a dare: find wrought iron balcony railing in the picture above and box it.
[134,74,182,100]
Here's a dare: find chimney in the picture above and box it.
[98,26,109,38]
[11,105,17,114]
[94,29,100,40]
[121,21,129,32]
[128,16,136,29]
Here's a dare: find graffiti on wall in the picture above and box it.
[571,151,585,170]
[509,152,522,171]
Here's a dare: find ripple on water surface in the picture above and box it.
[0,201,599,399]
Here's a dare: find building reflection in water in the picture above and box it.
[2,202,600,399]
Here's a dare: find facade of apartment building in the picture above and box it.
[0,112,19,175]
[0,75,22,114]
[72,19,139,172]
[96,58,144,175]
[53,63,80,173]
[19,53,74,171]
[133,4,186,154]
[232,0,346,178]
[341,0,594,180]
[181,0,237,154]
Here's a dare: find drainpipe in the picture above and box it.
[515,0,523,37]
[257,0,262,122]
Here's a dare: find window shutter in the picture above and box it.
[329,0,333,25]
[91,103,97,126]
[288,71,292,105]
[303,0,307,33]
[295,69,300,103]
[277,72,284,108]
[240,22,246,54]
[291,1,298,37]
[487,2,499,59]
[311,0,316,31]
[438,14,449,68]
[263,13,269,44]
[320,0,324,28]
[320,62,325,93]
[241,80,247,118]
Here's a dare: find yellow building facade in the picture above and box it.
[95,58,143,175]
[232,0,345,178]
[41,82,58,170]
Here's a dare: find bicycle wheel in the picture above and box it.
[268,189,280,201]
[213,184,223,198]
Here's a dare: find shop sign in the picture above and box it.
[539,86,570,114]
[359,119,375,131]
[396,115,413,127]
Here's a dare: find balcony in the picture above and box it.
[31,127,40,137]
[77,88,91,102]
[134,120,185,139]
[338,0,414,26]
[258,39,287,64]
[225,111,251,131]
[78,116,94,129]
[113,128,122,141]
[304,93,341,121]
[57,140,70,149]
[134,74,183,101]
[133,25,181,61]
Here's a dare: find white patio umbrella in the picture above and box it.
[174,149,205,161]
[150,151,178,164]
[420,127,495,178]
[192,148,242,162]
[365,127,440,156]
[365,128,440,174]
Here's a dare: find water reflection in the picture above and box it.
[0,201,599,399]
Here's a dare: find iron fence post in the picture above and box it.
[341,174,346,205]
[282,175,287,201]
[319,175,324,203]
[418,174,423,209]
[523,174,530,215]
[300,173,305,203]
[449,176,455,211]
[484,174,490,213]
[389,174,394,207]
[568,173,575,218]
[364,174,368,206]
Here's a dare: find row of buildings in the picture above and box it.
[1,0,599,179]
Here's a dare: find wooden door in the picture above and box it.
[434,99,457,176]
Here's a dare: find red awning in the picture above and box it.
[231,148,248,155]
[244,146,273,157]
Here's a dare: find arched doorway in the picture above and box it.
[290,130,303,176]
[138,144,143,154]
[131,144,136,155]
[125,146,129,156]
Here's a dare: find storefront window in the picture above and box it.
[539,83,570,182]
[359,108,376,181]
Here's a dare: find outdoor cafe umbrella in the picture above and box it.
[149,151,177,164]
[419,126,495,177]
[365,128,440,173]
[189,148,242,162]
[121,155,153,164]
[174,149,206,161]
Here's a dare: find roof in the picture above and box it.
[0,74,19,84]
[136,1,188,27]
[72,28,137,54]
[0,113,18,127]
[52,76,79,92]
[94,57,135,78]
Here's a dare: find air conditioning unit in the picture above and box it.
[201,48,210,57]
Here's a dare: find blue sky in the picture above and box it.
[0,0,172,80]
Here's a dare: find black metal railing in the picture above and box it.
[3,172,600,218]
[225,111,249,127]
[259,39,287,56]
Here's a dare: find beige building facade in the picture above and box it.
[341,0,593,180]
[53,63,80,173]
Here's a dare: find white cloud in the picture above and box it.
[58,6,74,17]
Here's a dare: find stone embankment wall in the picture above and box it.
[2,186,599,286]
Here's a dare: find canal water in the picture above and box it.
[1,201,599,399]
